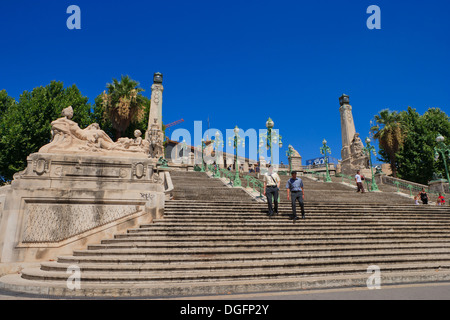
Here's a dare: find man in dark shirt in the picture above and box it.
[286,171,305,221]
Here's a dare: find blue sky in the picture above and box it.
[1,0,449,164]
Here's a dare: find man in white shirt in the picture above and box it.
[264,165,281,217]
[355,170,365,193]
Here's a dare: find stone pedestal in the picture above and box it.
[290,155,302,172]
[374,172,386,186]
[0,153,165,263]
[428,179,449,194]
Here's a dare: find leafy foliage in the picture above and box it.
[370,109,405,177]
[100,75,147,139]
[0,81,92,182]
[372,107,450,184]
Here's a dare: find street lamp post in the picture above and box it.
[286,145,295,175]
[259,117,283,167]
[434,134,450,183]
[319,139,332,183]
[228,126,245,187]
[198,139,207,172]
[214,131,224,178]
[363,137,379,192]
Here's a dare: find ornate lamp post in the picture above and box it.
[228,126,245,187]
[259,117,283,167]
[363,137,379,191]
[286,145,295,175]
[213,131,224,178]
[319,139,332,183]
[434,134,450,183]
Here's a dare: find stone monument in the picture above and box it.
[339,94,369,175]
[0,75,170,264]
[146,72,165,159]
[288,145,302,173]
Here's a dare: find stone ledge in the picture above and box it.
[2,271,450,298]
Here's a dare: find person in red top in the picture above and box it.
[437,193,446,206]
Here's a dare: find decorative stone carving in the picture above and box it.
[147,124,164,159]
[22,203,138,243]
[33,158,49,175]
[133,162,146,179]
[39,107,149,157]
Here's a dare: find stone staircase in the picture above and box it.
[255,172,416,205]
[1,170,450,297]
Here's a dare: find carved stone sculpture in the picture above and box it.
[147,124,164,159]
[39,106,149,157]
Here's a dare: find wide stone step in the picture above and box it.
[131,225,450,232]
[165,201,449,211]
[4,270,450,297]
[56,247,450,265]
[40,254,450,274]
[160,215,450,223]
[97,238,450,249]
[125,230,450,239]
[75,242,450,256]
[113,233,450,242]
[157,216,450,223]
[20,261,450,283]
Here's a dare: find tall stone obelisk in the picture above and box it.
[339,94,369,174]
[146,73,165,159]
[339,94,356,162]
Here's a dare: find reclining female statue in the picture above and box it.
[39,106,149,155]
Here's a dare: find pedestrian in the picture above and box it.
[414,195,420,205]
[263,165,280,217]
[418,188,428,205]
[437,193,446,206]
[355,170,365,193]
[286,171,305,221]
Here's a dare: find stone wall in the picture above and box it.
[0,153,166,263]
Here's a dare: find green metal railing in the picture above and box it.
[390,180,441,198]
[220,168,234,186]
[304,169,327,182]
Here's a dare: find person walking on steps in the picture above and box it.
[264,165,281,217]
[355,170,365,193]
[286,171,305,222]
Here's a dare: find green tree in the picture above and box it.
[372,107,450,184]
[370,109,405,177]
[100,75,147,139]
[92,92,151,141]
[0,81,92,182]
[0,90,16,115]
[395,107,432,184]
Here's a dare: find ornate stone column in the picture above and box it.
[146,73,165,159]
[339,94,369,174]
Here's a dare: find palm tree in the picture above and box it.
[101,75,146,139]
[370,109,405,177]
